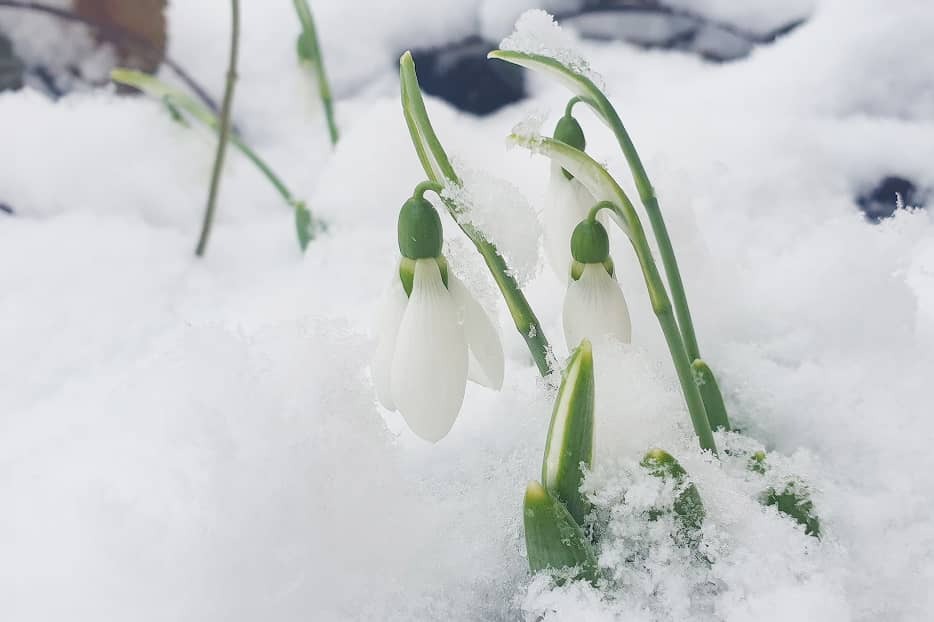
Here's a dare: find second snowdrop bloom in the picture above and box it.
[543,113,597,278]
[563,216,632,348]
[373,192,504,442]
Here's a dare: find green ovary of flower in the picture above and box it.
[397,196,444,260]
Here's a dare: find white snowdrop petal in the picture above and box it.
[391,259,468,442]
[372,266,408,411]
[448,274,504,390]
[563,262,632,348]
[543,163,595,278]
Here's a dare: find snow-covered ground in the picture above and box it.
[2,1,934,620]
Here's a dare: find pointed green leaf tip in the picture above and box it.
[640,448,705,546]
[542,339,595,528]
[523,480,598,584]
[762,480,821,538]
[692,359,731,432]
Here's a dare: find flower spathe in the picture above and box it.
[373,258,504,442]
[563,262,632,348]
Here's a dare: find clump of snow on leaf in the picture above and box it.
[509,109,547,147]
[441,160,541,285]
[499,9,605,90]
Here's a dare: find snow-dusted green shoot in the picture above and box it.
[111,69,321,252]
[398,51,553,376]
[641,448,706,548]
[542,339,595,526]
[372,181,504,443]
[748,452,821,538]
[523,480,598,585]
[292,0,338,146]
[564,210,632,348]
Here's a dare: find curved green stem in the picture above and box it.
[399,51,553,377]
[564,95,585,118]
[514,135,716,454]
[489,49,701,361]
[195,0,239,257]
[413,180,444,201]
[293,0,338,146]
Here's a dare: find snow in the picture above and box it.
[2,0,934,620]
[500,9,605,89]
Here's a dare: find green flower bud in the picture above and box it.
[553,114,586,180]
[398,196,443,260]
[571,219,610,265]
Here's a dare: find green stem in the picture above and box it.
[195,0,239,257]
[526,137,716,454]
[399,52,553,377]
[293,0,338,146]
[413,180,444,201]
[564,95,585,118]
[581,93,700,362]
[596,203,716,454]
[489,50,702,361]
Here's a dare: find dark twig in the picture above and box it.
[0,0,220,112]
[194,0,239,257]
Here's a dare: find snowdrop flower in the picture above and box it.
[563,217,632,348]
[373,192,504,442]
[543,113,596,278]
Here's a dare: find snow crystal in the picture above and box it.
[499,9,605,90]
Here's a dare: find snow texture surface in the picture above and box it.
[2,0,934,620]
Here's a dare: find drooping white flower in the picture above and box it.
[372,192,504,442]
[543,162,596,277]
[563,262,631,348]
[562,218,632,348]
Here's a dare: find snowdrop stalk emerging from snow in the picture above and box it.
[292,0,338,146]
[110,70,321,252]
[398,52,553,376]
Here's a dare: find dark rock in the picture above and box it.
[0,203,14,215]
[0,31,25,93]
[408,37,525,116]
[561,2,805,63]
[856,176,926,223]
